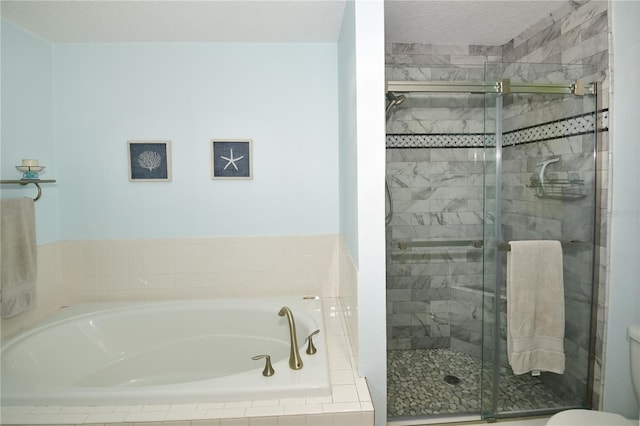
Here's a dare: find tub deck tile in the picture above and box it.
[124,411,166,422]
[249,400,279,408]
[305,395,333,404]
[331,384,360,402]
[164,410,207,421]
[84,412,128,423]
[322,401,363,413]
[203,408,246,420]
[243,406,284,418]
[196,403,225,410]
[283,403,323,415]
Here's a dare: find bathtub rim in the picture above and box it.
[2,295,323,340]
[1,295,331,406]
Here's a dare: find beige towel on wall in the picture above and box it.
[507,240,565,375]
[0,198,37,318]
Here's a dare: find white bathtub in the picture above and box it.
[1,297,330,406]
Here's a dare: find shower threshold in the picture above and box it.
[388,414,481,425]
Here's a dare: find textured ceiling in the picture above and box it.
[0,0,570,45]
[385,0,571,45]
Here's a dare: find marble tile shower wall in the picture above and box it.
[501,0,609,408]
[385,0,609,408]
[499,131,596,406]
[386,147,484,351]
[385,45,496,353]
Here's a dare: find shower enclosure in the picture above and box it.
[385,62,599,422]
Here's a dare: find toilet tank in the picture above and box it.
[629,325,640,404]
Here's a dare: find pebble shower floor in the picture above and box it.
[387,349,569,418]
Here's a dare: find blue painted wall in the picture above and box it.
[1,19,60,244]
[2,21,340,242]
[337,0,359,264]
[53,43,339,240]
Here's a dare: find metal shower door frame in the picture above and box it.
[386,74,598,421]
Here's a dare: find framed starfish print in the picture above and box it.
[211,139,253,180]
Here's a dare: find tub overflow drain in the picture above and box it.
[444,375,460,385]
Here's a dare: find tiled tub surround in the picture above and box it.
[1,298,373,426]
[61,235,342,305]
[1,235,345,339]
[1,235,361,385]
[1,235,370,425]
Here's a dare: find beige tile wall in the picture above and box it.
[1,243,65,338]
[337,239,359,369]
[2,235,357,344]
[60,235,340,303]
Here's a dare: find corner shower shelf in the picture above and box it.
[0,179,56,201]
[526,178,586,201]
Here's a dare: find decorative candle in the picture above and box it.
[22,159,39,166]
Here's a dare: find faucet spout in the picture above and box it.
[278,306,303,370]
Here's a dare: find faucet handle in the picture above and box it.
[252,354,275,377]
[305,329,320,355]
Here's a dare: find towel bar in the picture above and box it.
[398,239,483,250]
[0,179,56,201]
[498,240,591,251]
[398,239,590,251]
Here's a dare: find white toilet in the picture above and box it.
[546,325,640,425]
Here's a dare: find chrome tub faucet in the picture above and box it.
[278,306,303,370]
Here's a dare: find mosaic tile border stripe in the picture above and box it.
[387,109,609,149]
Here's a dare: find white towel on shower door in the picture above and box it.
[507,240,565,375]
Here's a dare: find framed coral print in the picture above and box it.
[211,139,253,180]
[128,141,172,182]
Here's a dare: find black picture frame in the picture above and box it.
[211,139,253,180]
[128,141,172,182]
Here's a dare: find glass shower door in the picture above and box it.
[385,65,489,420]
[481,62,598,419]
[481,84,500,419]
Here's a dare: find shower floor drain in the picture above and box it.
[444,374,461,385]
